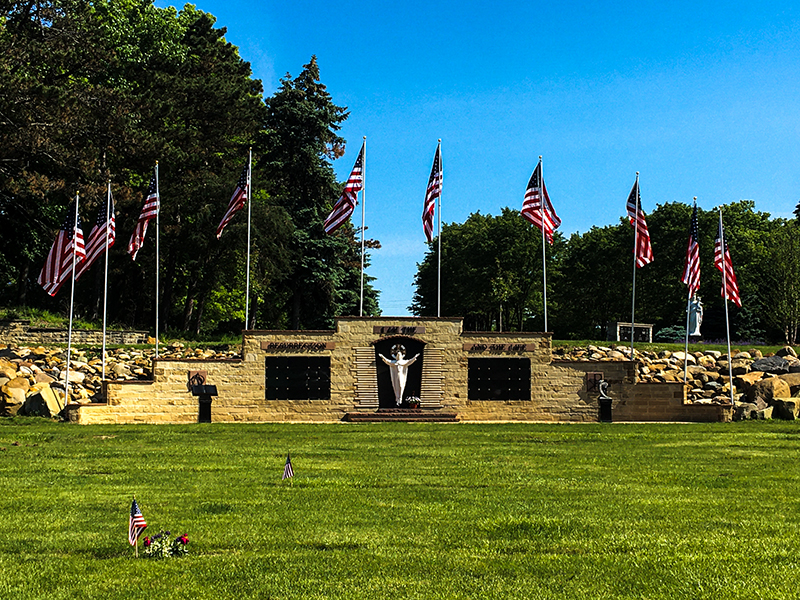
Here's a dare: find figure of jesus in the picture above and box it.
[378,345,420,406]
[688,295,703,337]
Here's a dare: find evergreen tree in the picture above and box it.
[260,57,379,329]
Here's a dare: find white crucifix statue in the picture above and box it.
[378,344,420,406]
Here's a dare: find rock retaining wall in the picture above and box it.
[0,320,148,346]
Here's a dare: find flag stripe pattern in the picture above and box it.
[626,178,654,267]
[128,498,147,546]
[216,165,249,239]
[681,203,701,293]
[714,216,742,307]
[37,203,86,296]
[282,453,294,480]
[75,193,115,281]
[324,143,364,234]
[521,161,561,244]
[422,144,442,242]
[128,174,159,260]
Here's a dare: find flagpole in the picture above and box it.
[683,290,692,384]
[154,162,159,359]
[359,136,366,317]
[437,139,442,318]
[683,197,698,384]
[719,207,734,403]
[630,172,639,358]
[102,180,111,383]
[64,192,80,409]
[245,148,253,329]
[539,156,548,332]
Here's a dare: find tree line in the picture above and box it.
[0,1,379,334]
[412,201,800,345]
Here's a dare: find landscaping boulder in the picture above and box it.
[751,356,790,375]
[745,377,791,406]
[734,403,758,421]
[754,406,774,420]
[697,355,717,368]
[779,373,800,396]
[776,346,798,358]
[671,351,696,365]
[0,359,17,380]
[4,376,30,394]
[772,399,800,420]
[22,383,62,417]
[734,371,764,392]
[731,359,752,376]
[34,371,55,384]
[59,370,85,384]
[0,385,26,416]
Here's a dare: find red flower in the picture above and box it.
[178,535,189,545]
[143,537,151,547]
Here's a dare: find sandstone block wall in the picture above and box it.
[614,382,732,422]
[65,317,728,425]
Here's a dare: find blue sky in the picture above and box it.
[157,0,800,316]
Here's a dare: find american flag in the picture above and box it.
[714,213,742,307]
[422,143,442,242]
[216,165,249,239]
[681,203,701,293]
[282,453,294,480]
[37,201,86,296]
[521,160,561,244]
[324,142,364,234]
[626,177,654,267]
[75,192,115,281]
[128,498,147,546]
[128,174,159,260]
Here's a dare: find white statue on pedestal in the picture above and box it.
[688,295,703,337]
[378,344,420,406]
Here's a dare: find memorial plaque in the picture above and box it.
[463,343,536,353]
[585,372,604,394]
[373,326,426,335]
[261,341,335,351]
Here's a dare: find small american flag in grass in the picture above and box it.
[282,453,294,480]
[128,498,147,546]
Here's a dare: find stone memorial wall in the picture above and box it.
[63,316,731,425]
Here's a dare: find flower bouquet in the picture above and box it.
[405,396,421,409]
[143,530,189,558]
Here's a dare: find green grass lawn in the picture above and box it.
[1,419,798,599]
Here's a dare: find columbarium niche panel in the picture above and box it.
[265,356,331,400]
[468,357,531,401]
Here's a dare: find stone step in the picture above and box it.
[343,409,459,423]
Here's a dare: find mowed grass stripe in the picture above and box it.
[0,420,798,599]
